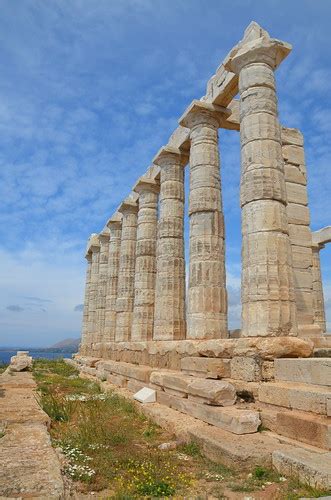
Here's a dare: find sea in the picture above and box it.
[0,350,76,366]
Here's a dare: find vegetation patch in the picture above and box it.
[33,359,331,498]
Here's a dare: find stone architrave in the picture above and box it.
[80,251,92,355]
[115,198,138,342]
[87,234,100,350]
[179,100,229,339]
[94,228,110,350]
[153,146,188,340]
[103,213,122,346]
[131,177,160,341]
[227,33,298,337]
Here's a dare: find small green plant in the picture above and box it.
[136,479,175,496]
[180,441,201,457]
[0,363,8,374]
[253,466,268,479]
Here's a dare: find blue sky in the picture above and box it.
[0,0,330,347]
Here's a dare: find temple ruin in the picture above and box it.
[75,22,331,487]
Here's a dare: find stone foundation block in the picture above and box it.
[274,358,331,387]
[107,374,127,388]
[187,379,236,406]
[230,357,261,382]
[150,371,191,395]
[180,357,231,378]
[127,379,147,394]
[260,406,331,450]
[259,381,330,415]
[273,449,331,489]
[261,361,274,381]
[101,360,152,382]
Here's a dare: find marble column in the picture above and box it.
[153,146,187,340]
[180,100,229,339]
[228,37,297,337]
[312,243,326,333]
[115,198,138,342]
[94,228,110,352]
[131,177,159,341]
[104,213,122,347]
[87,234,100,350]
[80,251,92,355]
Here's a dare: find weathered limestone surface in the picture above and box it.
[132,177,159,341]
[0,371,64,498]
[282,127,319,338]
[104,213,122,345]
[179,101,228,339]
[274,358,331,386]
[259,381,330,415]
[87,234,100,350]
[6,351,33,373]
[95,227,110,346]
[260,405,331,450]
[180,357,231,378]
[115,198,138,342]
[312,243,327,333]
[153,146,187,340]
[273,448,331,489]
[227,32,297,337]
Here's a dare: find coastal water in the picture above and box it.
[0,350,76,365]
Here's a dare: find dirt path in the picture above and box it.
[0,370,64,498]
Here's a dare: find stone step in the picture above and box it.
[150,370,237,405]
[314,348,331,358]
[273,448,331,489]
[97,360,152,383]
[258,381,331,415]
[274,358,331,386]
[260,405,331,450]
[157,390,260,434]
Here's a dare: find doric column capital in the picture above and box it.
[226,37,291,74]
[86,233,100,254]
[106,212,122,230]
[179,100,230,129]
[133,176,160,195]
[99,227,110,244]
[118,197,138,215]
[153,145,188,168]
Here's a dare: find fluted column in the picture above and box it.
[104,213,122,347]
[80,252,92,355]
[115,198,138,342]
[312,243,326,333]
[87,235,100,350]
[153,146,187,340]
[132,178,159,341]
[94,228,109,352]
[228,36,297,337]
[180,101,229,339]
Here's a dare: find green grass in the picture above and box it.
[0,363,8,374]
[32,359,331,499]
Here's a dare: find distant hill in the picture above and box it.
[50,338,80,350]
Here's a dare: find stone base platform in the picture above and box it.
[81,336,314,371]
[71,356,331,489]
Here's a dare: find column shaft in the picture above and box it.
[94,231,109,350]
[115,201,138,341]
[180,103,228,339]
[132,181,159,341]
[87,243,100,348]
[230,43,297,337]
[104,215,122,345]
[312,245,327,333]
[80,254,92,355]
[153,147,187,340]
